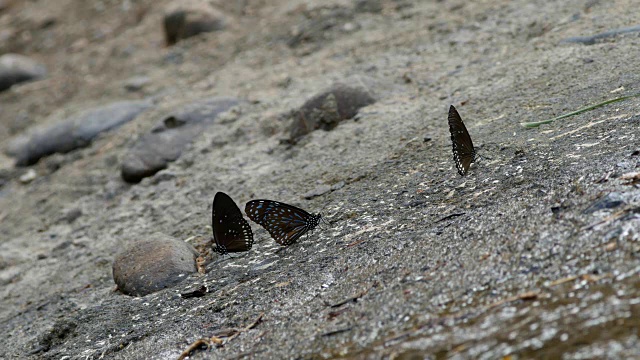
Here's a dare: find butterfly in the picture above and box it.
[245,200,322,246]
[448,105,476,176]
[211,192,254,255]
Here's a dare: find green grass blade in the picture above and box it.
[520,93,640,128]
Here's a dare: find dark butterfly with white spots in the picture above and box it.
[448,105,476,176]
[212,192,254,255]
[245,200,322,246]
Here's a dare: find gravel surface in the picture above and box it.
[0,0,639,359]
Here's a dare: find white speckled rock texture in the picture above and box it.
[0,0,639,359]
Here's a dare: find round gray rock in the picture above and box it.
[163,0,226,46]
[112,233,200,297]
[0,53,47,92]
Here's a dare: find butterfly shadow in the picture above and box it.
[210,250,251,267]
[273,216,333,255]
[273,241,306,255]
[473,143,493,162]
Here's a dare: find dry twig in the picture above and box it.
[546,273,610,287]
[580,209,628,231]
[177,313,264,359]
[326,289,369,308]
[345,238,367,248]
[485,291,539,310]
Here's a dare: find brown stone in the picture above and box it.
[288,76,377,143]
[112,233,200,297]
[163,0,226,45]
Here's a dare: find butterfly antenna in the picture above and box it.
[322,217,331,228]
[318,201,334,229]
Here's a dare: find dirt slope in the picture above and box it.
[1,0,639,358]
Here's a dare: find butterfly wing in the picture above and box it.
[245,200,320,246]
[448,105,476,176]
[212,192,254,254]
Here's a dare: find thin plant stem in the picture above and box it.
[521,93,640,128]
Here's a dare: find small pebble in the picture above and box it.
[19,169,37,183]
[123,76,151,92]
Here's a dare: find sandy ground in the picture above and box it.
[1,0,639,358]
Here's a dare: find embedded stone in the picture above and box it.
[121,97,238,183]
[8,100,152,166]
[112,233,200,297]
[163,0,227,45]
[0,53,47,92]
[288,77,376,143]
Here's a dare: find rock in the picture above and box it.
[8,100,152,166]
[121,97,239,183]
[0,54,47,92]
[287,77,377,143]
[583,192,625,214]
[19,169,36,183]
[163,0,226,46]
[123,76,151,92]
[112,233,200,297]
[560,25,640,45]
